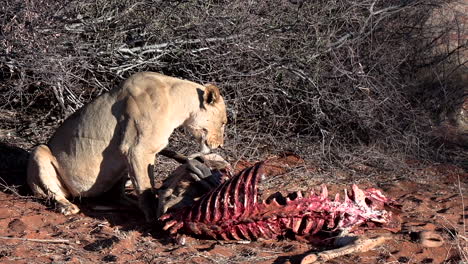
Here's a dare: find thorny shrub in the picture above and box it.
[0,0,466,169]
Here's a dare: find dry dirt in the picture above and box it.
[0,139,466,263]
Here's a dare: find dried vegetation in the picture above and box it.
[1,0,466,169]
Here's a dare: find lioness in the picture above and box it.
[27,72,227,221]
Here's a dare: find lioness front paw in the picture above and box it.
[57,203,80,215]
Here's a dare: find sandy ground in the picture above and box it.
[0,112,466,264]
[0,145,466,264]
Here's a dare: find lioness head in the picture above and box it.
[185,84,227,154]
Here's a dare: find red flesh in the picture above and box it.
[160,162,400,241]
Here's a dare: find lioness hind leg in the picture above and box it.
[27,145,80,215]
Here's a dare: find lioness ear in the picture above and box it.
[204,84,221,105]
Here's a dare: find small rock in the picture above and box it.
[419,231,444,248]
[398,256,409,263]
[102,254,117,262]
[7,219,26,233]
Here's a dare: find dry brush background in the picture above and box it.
[1,0,467,170]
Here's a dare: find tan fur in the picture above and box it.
[27,72,227,221]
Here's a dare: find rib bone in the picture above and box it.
[160,162,401,241]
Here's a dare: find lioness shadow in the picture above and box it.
[75,194,175,246]
[0,141,167,238]
[76,193,153,230]
[0,141,30,195]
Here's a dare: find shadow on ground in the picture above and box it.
[0,141,168,237]
[0,142,30,194]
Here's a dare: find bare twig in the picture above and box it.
[301,236,392,264]
[117,35,243,55]
[0,236,70,244]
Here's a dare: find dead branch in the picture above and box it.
[301,236,392,264]
[0,236,70,244]
[117,35,243,55]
